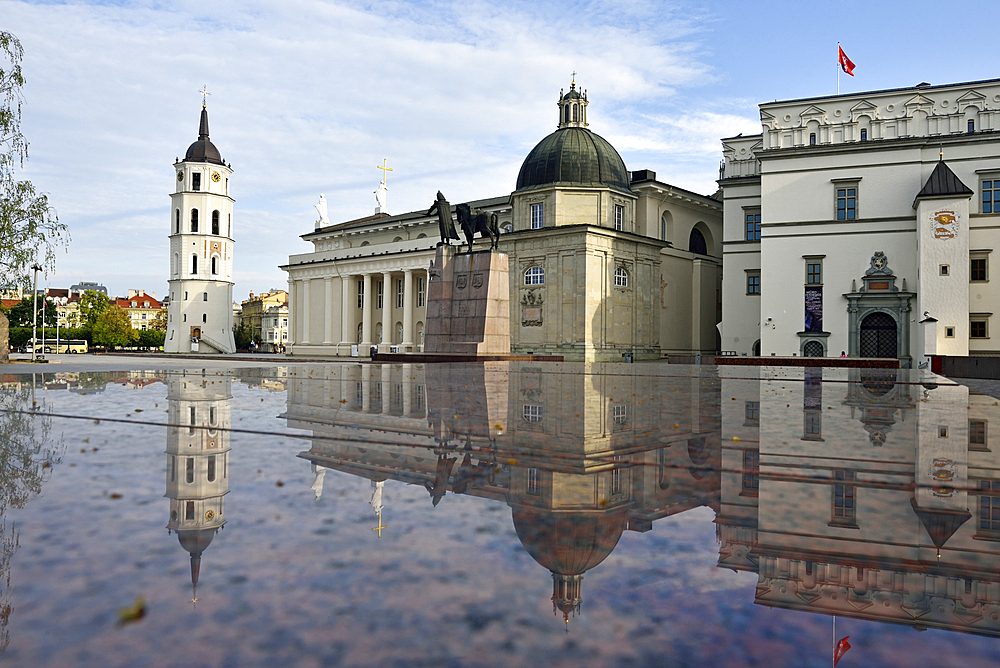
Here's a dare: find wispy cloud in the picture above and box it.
[3,0,753,297]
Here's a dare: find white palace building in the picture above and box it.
[721,78,1000,367]
[282,82,724,361]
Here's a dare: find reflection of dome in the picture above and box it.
[184,107,224,165]
[515,128,631,193]
[512,507,627,621]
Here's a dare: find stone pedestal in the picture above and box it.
[424,245,510,355]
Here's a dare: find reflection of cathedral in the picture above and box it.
[165,370,231,602]
[287,361,722,622]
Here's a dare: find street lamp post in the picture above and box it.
[30,264,41,362]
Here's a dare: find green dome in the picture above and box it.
[515,127,631,193]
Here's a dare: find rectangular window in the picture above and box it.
[357,280,364,309]
[971,318,989,338]
[860,129,868,141]
[530,203,544,230]
[745,211,761,241]
[523,404,543,423]
[377,281,383,309]
[804,411,822,439]
[742,449,759,493]
[186,500,195,520]
[940,264,950,276]
[746,271,760,295]
[977,479,1000,536]
[527,468,541,495]
[207,455,216,482]
[972,257,988,282]
[836,187,857,220]
[614,204,624,231]
[983,181,1000,214]
[186,458,195,484]
[192,172,201,191]
[396,279,404,308]
[831,470,857,526]
[970,419,988,451]
[744,400,759,423]
[806,262,822,285]
[611,463,624,496]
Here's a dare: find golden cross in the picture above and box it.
[199,85,211,107]
[377,159,393,185]
[372,511,387,538]
[571,71,576,86]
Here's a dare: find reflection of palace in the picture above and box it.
[165,370,231,603]
[718,367,1000,637]
[286,362,722,622]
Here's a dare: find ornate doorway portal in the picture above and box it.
[859,312,898,358]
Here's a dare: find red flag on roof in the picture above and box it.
[838,46,856,76]
[833,636,852,666]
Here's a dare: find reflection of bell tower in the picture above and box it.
[165,370,231,602]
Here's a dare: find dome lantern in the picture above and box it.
[557,78,588,129]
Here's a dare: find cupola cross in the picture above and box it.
[199,85,211,107]
[377,158,393,186]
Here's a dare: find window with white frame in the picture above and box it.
[377,281,383,309]
[396,279,404,308]
[357,280,364,308]
[614,266,629,287]
[525,266,545,285]
[835,183,858,220]
[523,404,543,423]
[614,204,624,231]
[530,203,544,229]
[417,277,425,307]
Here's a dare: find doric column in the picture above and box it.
[381,364,391,414]
[381,271,393,352]
[402,269,414,351]
[340,275,352,351]
[287,279,296,345]
[301,279,311,345]
[402,363,412,415]
[361,273,373,353]
[323,277,333,345]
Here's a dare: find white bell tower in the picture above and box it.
[166,98,236,353]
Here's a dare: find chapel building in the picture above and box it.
[720,78,1000,366]
[282,81,722,361]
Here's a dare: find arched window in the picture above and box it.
[227,214,231,237]
[191,254,198,275]
[211,256,218,275]
[190,208,199,233]
[212,210,220,235]
[392,236,402,242]
[524,266,545,285]
[572,104,578,122]
[614,266,629,287]
[207,455,216,482]
[689,227,707,255]
[175,209,180,234]
[186,458,194,484]
[417,233,427,239]
[172,253,178,276]
[565,106,570,123]
[361,240,370,247]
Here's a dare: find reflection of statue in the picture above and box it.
[314,194,330,228]
[455,202,500,252]
[370,480,384,514]
[374,181,388,214]
[427,191,459,245]
[310,463,326,500]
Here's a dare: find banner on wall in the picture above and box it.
[805,286,823,333]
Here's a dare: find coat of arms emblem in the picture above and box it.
[932,210,958,240]
[472,273,484,289]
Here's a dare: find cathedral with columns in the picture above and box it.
[281,81,724,361]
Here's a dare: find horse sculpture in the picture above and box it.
[455,203,500,253]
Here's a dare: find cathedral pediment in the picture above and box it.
[957,89,986,111]
[850,99,878,121]
[799,105,826,120]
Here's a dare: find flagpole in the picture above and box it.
[832,616,836,667]
[837,43,840,95]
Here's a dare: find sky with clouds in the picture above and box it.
[3,0,998,300]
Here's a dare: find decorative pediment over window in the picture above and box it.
[903,93,934,112]
[799,105,827,121]
[850,99,878,121]
[957,89,986,112]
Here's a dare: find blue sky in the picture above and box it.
[3,0,997,299]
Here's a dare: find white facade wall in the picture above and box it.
[721,78,1000,363]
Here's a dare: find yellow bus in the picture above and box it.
[26,339,88,354]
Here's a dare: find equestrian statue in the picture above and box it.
[455,202,500,253]
[427,191,461,246]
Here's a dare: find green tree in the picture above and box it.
[137,328,164,349]
[76,290,110,327]
[2,296,54,327]
[92,305,137,349]
[0,32,67,291]
[149,309,167,332]
[233,322,253,351]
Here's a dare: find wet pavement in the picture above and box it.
[0,360,999,666]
